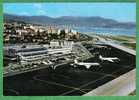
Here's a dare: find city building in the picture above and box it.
[47,27,59,34]
[4,22,80,44]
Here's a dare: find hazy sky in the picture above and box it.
[3,3,136,22]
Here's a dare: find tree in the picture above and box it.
[60,30,66,39]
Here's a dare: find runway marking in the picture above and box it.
[60,63,135,95]
[51,73,71,79]
[111,63,135,76]
[4,89,20,95]
[60,75,107,95]
[80,70,117,78]
[33,75,88,94]
[32,63,135,96]
[4,63,135,95]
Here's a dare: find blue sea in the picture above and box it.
[72,27,136,36]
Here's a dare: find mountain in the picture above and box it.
[4,13,136,29]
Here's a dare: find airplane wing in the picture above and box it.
[11,58,17,60]
[85,64,92,69]
[107,59,114,62]
[109,57,119,60]
[42,61,48,65]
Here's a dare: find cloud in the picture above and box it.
[33,4,46,15]
[33,4,43,9]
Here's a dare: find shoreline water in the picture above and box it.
[84,32,136,37]
[71,27,136,37]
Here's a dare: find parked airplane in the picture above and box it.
[42,60,53,65]
[99,55,120,63]
[73,59,100,69]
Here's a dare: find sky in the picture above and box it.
[3,3,136,22]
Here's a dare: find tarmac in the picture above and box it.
[3,44,135,96]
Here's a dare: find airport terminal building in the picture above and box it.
[4,45,48,65]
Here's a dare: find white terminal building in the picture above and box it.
[4,41,74,65]
[4,45,48,64]
[49,40,74,54]
[50,40,74,48]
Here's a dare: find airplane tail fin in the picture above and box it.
[86,65,91,69]
[74,59,78,64]
[99,55,102,59]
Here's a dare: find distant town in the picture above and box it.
[4,22,81,44]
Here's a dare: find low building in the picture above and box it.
[4,45,48,64]
[47,27,59,34]
[50,40,74,49]
[50,41,60,48]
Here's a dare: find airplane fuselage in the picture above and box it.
[99,55,120,62]
[74,59,100,69]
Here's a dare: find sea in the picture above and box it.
[71,27,136,36]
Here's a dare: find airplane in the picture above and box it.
[42,60,57,69]
[10,57,17,61]
[72,59,100,69]
[99,55,120,63]
[42,60,53,65]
